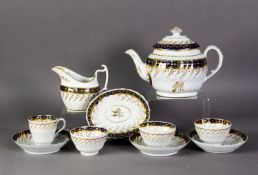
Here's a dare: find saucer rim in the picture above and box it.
[12,129,70,148]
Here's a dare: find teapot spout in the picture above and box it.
[125,49,149,82]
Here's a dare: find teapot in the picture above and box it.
[52,65,109,112]
[125,27,223,98]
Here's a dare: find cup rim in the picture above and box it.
[70,126,108,140]
[194,118,232,130]
[28,115,57,123]
[139,121,176,135]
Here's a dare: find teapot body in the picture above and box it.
[126,27,223,98]
[147,52,208,97]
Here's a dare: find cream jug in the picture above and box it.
[52,65,109,112]
[125,27,223,98]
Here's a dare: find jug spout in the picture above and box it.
[125,49,149,82]
[51,66,97,87]
[52,66,76,83]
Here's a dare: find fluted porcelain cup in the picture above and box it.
[139,121,176,147]
[28,115,66,145]
[70,126,108,156]
[194,118,231,143]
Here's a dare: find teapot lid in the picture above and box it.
[153,27,200,50]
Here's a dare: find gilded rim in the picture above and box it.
[70,126,108,140]
[86,88,150,138]
[60,85,100,94]
[146,58,207,69]
[189,129,248,142]
[130,132,189,144]
[28,115,57,123]
[149,53,201,58]
[139,121,176,135]
[194,118,232,130]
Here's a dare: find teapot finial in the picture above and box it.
[170,26,182,35]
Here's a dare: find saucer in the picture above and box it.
[129,132,189,157]
[86,88,150,138]
[12,130,70,155]
[189,129,247,153]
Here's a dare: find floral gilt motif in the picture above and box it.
[172,81,184,93]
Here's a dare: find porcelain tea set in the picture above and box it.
[12,27,247,156]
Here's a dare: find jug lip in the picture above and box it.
[52,66,96,83]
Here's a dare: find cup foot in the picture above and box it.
[24,149,60,155]
[141,151,178,157]
[199,138,226,144]
[34,142,52,145]
[156,91,198,98]
[143,141,171,147]
[66,109,86,113]
[80,151,99,156]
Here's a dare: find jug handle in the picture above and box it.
[204,45,223,82]
[95,64,109,92]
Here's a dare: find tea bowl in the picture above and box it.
[139,121,176,147]
[70,126,108,156]
[194,118,231,143]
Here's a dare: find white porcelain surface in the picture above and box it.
[61,92,96,112]
[194,118,231,143]
[70,126,108,156]
[12,130,69,154]
[52,65,109,112]
[28,115,66,145]
[86,88,150,138]
[125,26,223,98]
[130,132,189,157]
[139,121,176,147]
[189,129,247,153]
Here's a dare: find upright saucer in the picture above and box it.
[12,130,70,155]
[129,132,189,157]
[189,129,247,153]
[86,88,150,138]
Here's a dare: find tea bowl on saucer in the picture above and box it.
[12,130,69,155]
[130,132,189,156]
[139,121,176,147]
[194,118,231,143]
[189,129,247,153]
[70,126,108,156]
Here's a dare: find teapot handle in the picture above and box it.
[204,45,223,82]
[97,64,109,92]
